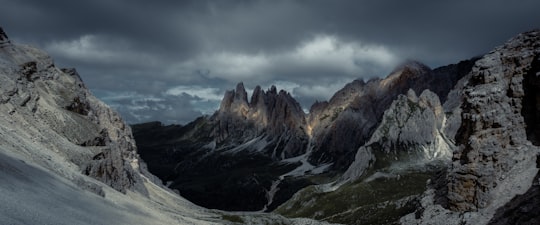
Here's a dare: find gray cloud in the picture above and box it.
[1,0,540,124]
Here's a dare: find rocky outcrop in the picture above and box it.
[0,27,147,195]
[307,59,475,170]
[448,30,540,212]
[401,30,540,225]
[132,83,311,211]
[342,89,453,181]
[0,27,10,47]
[213,82,309,159]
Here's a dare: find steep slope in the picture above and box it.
[133,84,313,212]
[307,59,476,171]
[0,26,222,224]
[213,83,309,158]
[275,33,540,225]
[134,57,476,212]
[342,89,452,181]
[401,30,540,225]
[0,27,330,225]
[275,88,455,225]
[0,28,147,195]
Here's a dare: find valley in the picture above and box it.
[1,23,540,225]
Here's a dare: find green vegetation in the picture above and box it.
[319,114,330,121]
[221,214,244,224]
[331,107,343,121]
[275,168,439,225]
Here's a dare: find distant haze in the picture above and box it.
[2,0,540,124]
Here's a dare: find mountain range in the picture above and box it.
[1,25,539,225]
[132,47,478,213]
[134,30,540,224]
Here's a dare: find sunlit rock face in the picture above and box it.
[307,59,476,171]
[342,89,453,181]
[213,82,309,159]
[133,55,476,212]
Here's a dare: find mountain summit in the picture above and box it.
[214,82,308,158]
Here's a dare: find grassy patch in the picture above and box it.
[221,214,244,223]
[275,169,439,225]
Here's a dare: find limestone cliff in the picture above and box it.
[401,29,540,225]
[212,82,309,158]
[308,59,475,170]
[132,83,312,211]
[133,57,476,212]
[342,89,453,181]
[0,27,147,195]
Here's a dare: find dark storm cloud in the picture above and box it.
[1,0,540,124]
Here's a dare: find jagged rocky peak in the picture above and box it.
[306,59,452,170]
[213,82,308,157]
[395,60,431,73]
[0,27,10,46]
[218,82,303,118]
[250,85,264,107]
[381,60,431,87]
[234,82,248,102]
[342,88,452,181]
[218,82,248,114]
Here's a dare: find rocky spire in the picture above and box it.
[213,82,308,158]
[234,82,248,104]
[250,85,263,107]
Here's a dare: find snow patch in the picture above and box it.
[280,141,333,178]
[225,136,268,154]
[202,141,216,151]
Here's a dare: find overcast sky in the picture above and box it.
[1,0,539,124]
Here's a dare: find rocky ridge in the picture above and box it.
[263,31,540,225]
[213,82,309,158]
[0,28,147,194]
[307,59,476,170]
[401,30,540,224]
[342,89,453,181]
[134,57,476,213]
[0,28,9,47]
[133,83,313,211]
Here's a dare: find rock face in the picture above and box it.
[0,27,9,47]
[133,83,311,211]
[402,30,540,225]
[307,59,476,170]
[134,57,476,211]
[448,30,540,212]
[342,89,453,181]
[213,82,309,158]
[0,27,147,195]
